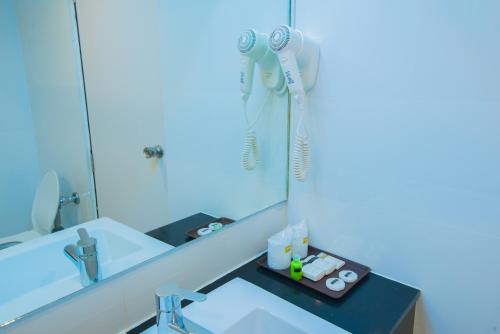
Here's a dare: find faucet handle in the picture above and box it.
[77,228,91,244]
[155,283,207,303]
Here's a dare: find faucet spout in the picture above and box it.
[155,283,207,334]
[63,228,100,287]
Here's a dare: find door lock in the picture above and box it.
[143,145,164,159]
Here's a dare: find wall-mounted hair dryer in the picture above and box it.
[269,25,320,181]
[238,29,286,100]
[269,25,320,102]
[238,29,285,170]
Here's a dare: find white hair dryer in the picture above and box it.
[237,29,285,170]
[238,29,286,100]
[269,25,320,181]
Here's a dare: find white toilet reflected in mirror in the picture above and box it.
[0,170,60,244]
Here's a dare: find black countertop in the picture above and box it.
[129,253,420,334]
[146,213,216,247]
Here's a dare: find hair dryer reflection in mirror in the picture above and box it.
[237,29,286,171]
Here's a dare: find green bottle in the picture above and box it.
[290,255,303,281]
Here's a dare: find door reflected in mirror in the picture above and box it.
[0,0,290,327]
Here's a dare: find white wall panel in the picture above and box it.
[289,1,500,333]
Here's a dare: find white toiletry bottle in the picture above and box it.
[291,220,309,259]
[267,226,293,270]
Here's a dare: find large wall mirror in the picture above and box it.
[0,0,290,327]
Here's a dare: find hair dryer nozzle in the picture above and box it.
[238,29,267,58]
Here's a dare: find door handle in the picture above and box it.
[143,145,164,159]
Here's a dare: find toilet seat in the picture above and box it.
[0,171,60,245]
[31,170,60,235]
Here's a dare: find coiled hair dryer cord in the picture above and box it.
[241,90,272,170]
[293,97,310,181]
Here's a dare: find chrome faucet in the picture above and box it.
[64,228,101,287]
[155,283,207,334]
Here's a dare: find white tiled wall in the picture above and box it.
[289,1,500,333]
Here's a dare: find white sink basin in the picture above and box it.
[0,218,173,326]
[223,308,309,334]
[143,278,349,334]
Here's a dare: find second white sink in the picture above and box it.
[161,277,350,334]
[223,308,308,334]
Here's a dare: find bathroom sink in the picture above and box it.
[143,278,349,334]
[0,218,173,326]
[223,308,309,334]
